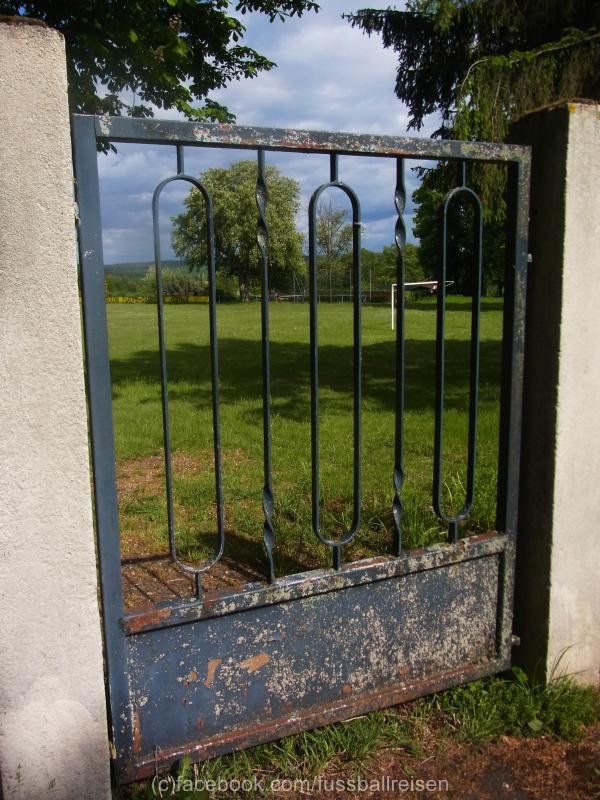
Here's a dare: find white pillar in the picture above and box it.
[0,18,111,798]
[513,102,600,687]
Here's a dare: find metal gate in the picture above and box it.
[73,114,530,783]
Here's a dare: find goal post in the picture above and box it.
[391,280,455,329]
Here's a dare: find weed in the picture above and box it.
[436,667,600,743]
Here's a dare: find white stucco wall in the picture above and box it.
[548,103,600,685]
[0,19,111,799]
[514,102,600,687]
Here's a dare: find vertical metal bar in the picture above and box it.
[176,143,185,175]
[72,114,131,770]
[309,190,321,554]
[330,153,338,182]
[205,183,225,594]
[392,158,406,555]
[466,201,483,523]
[497,158,529,536]
[152,186,177,575]
[495,156,530,659]
[257,149,275,583]
[433,195,450,537]
[350,194,362,570]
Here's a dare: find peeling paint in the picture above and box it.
[182,669,199,687]
[90,115,530,166]
[122,532,506,635]
[131,708,142,755]
[239,652,270,673]
[204,659,221,688]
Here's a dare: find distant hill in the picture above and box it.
[104,260,184,276]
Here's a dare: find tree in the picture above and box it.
[349,0,600,294]
[316,199,353,261]
[1,1,319,120]
[347,1,600,296]
[171,160,305,300]
[313,199,354,297]
[347,1,600,141]
[412,165,505,296]
[143,266,207,299]
[358,244,423,288]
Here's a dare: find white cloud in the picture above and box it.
[98,1,438,263]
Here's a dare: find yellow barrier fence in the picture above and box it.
[106,295,209,304]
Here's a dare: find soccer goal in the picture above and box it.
[391,280,454,329]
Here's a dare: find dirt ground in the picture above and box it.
[398,726,600,799]
[271,724,600,799]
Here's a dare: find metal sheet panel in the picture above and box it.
[124,551,504,779]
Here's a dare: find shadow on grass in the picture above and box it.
[109,337,502,421]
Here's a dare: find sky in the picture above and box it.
[98,1,437,265]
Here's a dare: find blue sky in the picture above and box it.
[98,1,436,264]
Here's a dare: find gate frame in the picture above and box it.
[73,114,530,782]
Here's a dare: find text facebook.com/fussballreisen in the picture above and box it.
[151,774,450,795]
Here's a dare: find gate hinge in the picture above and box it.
[527,253,533,265]
[511,633,521,647]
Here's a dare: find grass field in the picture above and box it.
[108,297,503,581]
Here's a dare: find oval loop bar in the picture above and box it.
[308,159,362,570]
[433,168,483,543]
[152,172,225,598]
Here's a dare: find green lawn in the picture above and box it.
[108,297,503,580]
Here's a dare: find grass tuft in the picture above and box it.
[436,667,600,743]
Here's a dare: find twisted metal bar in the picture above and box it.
[308,154,362,571]
[152,168,225,601]
[256,149,276,583]
[433,161,483,543]
[392,157,406,555]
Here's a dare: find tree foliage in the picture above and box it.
[348,1,600,295]
[171,160,305,300]
[143,266,207,299]
[357,243,423,286]
[412,165,505,296]
[0,0,318,120]
[316,199,353,261]
[347,1,600,140]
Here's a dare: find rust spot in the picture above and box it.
[196,716,204,730]
[124,606,172,634]
[183,668,199,687]
[204,658,222,687]
[239,652,270,673]
[342,684,353,695]
[398,664,411,676]
[132,708,142,755]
